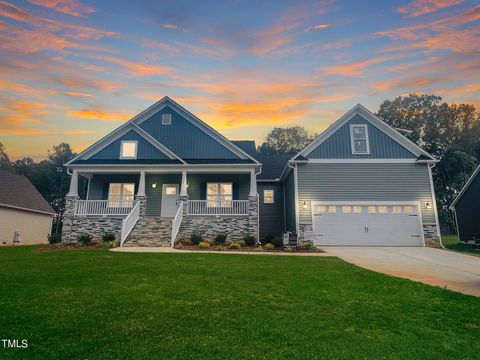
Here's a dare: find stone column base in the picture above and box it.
[248,195,259,241]
[135,195,147,219]
[61,195,79,243]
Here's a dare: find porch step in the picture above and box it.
[124,218,172,247]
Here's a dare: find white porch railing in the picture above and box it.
[171,201,184,247]
[187,200,249,216]
[75,200,136,216]
[120,201,141,247]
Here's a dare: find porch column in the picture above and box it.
[180,170,188,197]
[67,170,79,197]
[64,170,79,243]
[249,169,257,196]
[137,171,146,197]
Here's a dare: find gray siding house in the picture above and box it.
[451,165,480,243]
[62,98,441,247]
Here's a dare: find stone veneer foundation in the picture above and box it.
[177,195,258,243]
[178,216,249,242]
[423,224,441,248]
[62,195,123,243]
[62,195,260,246]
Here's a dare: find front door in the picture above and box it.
[161,184,179,218]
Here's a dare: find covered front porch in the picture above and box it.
[62,167,259,246]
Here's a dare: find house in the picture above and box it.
[0,170,55,245]
[450,165,480,243]
[62,97,441,247]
